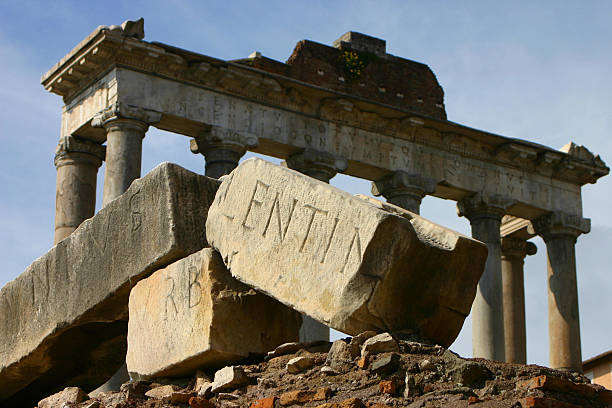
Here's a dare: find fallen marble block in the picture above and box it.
[127,248,300,379]
[0,162,220,406]
[206,158,488,347]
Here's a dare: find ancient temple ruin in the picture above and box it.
[1,18,609,406]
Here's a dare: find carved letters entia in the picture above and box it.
[300,204,328,253]
[242,180,269,231]
[341,228,363,274]
[262,191,297,242]
[226,179,363,273]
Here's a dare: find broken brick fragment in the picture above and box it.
[520,396,581,408]
[378,380,397,395]
[518,375,590,394]
[280,389,314,405]
[313,387,332,401]
[250,396,277,408]
[357,355,369,369]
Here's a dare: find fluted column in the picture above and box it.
[458,193,515,361]
[501,237,537,363]
[531,211,590,372]
[371,171,435,214]
[285,148,348,342]
[53,136,106,244]
[190,128,258,179]
[92,103,161,206]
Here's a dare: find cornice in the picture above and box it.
[42,22,609,187]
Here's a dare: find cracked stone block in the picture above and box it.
[127,248,300,379]
[0,163,220,406]
[206,158,488,348]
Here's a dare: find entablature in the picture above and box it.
[42,20,609,220]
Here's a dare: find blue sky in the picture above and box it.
[1,1,611,368]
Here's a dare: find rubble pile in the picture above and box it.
[39,334,611,408]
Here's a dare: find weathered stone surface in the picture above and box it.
[418,359,436,372]
[170,390,196,404]
[145,384,179,400]
[361,333,399,356]
[195,370,213,395]
[211,366,250,393]
[348,331,377,358]
[38,386,88,408]
[0,162,220,406]
[120,381,150,400]
[320,366,338,375]
[286,356,315,373]
[325,340,352,368]
[266,341,330,359]
[126,248,300,379]
[442,350,492,387]
[370,353,400,375]
[206,158,488,347]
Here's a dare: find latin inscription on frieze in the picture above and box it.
[101,69,584,214]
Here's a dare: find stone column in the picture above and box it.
[285,148,348,342]
[531,211,590,372]
[190,128,258,179]
[457,193,515,361]
[285,148,348,183]
[501,237,537,364]
[371,171,436,214]
[54,135,106,244]
[92,103,161,206]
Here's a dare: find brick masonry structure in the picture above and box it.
[234,32,447,120]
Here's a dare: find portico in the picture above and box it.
[42,20,608,370]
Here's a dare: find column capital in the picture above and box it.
[457,192,516,222]
[501,237,537,260]
[91,102,161,129]
[190,127,258,157]
[191,127,258,178]
[54,135,106,168]
[530,211,590,241]
[371,171,436,200]
[285,148,348,182]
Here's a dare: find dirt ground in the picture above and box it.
[46,334,611,408]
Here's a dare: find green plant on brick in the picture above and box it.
[339,50,377,81]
